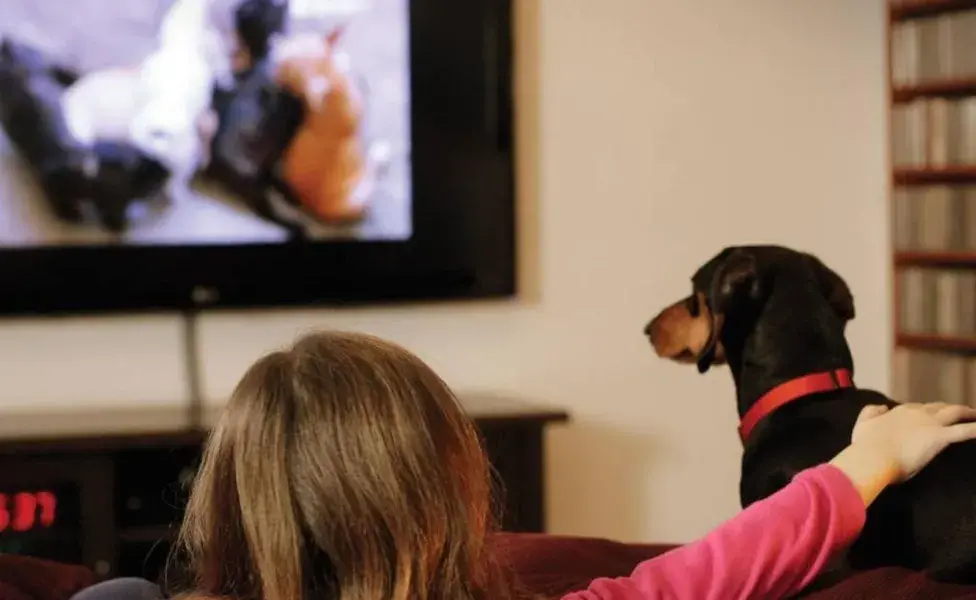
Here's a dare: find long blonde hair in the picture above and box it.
[168,331,523,600]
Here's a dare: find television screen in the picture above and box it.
[0,0,411,245]
[0,0,515,314]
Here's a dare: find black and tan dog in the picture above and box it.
[644,245,976,585]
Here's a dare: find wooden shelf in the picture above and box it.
[893,78,976,102]
[890,0,976,20]
[893,167,976,184]
[895,251,976,266]
[896,333,976,352]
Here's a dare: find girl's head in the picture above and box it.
[171,331,515,600]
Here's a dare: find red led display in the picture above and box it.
[0,491,57,533]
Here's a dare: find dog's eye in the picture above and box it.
[686,294,700,317]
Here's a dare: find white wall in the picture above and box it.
[0,0,888,544]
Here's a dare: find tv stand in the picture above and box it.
[0,394,567,580]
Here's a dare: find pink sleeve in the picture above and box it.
[562,464,866,600]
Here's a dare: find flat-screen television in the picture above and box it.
[0,0,514,315]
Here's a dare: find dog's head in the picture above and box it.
[644,245,855,374]
[0,38,48,76]
[235,0,289,68]
[0,38,51,106]
[129,83,216,171]
[274,29,351,111]
[128,103,193,169]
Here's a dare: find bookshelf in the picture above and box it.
[889,0,976,404]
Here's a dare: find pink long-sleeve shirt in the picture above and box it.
[564,464,866,600]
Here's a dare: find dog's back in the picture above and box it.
[887,431,976,580]
[740,366,976,583]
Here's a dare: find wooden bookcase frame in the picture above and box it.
[889,0,976,360]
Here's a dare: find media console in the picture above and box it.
[0,395,567,581]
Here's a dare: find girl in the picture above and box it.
[77,331,976,600]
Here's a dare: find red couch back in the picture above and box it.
[492,532,674,596]
[5,534,976,600]
[0,555,95,600]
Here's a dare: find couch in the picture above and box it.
[6,534,976,600]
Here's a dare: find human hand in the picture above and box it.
[851,402,976,482]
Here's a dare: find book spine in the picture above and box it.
[898,268,976,337]
[897,349,974,405]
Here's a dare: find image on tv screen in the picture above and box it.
[0,0,411,247]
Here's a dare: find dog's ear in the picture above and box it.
[326,27,345,48]
[804,254,855,322]
[697,249,760,374]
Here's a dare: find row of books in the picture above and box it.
[893,348,976,406]
[891,97,976,168]
[893,185,976,251]
[890,10,976,85]
[897,267,976,337]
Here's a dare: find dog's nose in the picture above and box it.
[643,318,656,338]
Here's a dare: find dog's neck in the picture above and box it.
[723,279,854,419]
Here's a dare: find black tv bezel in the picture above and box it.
[0,0,516,316]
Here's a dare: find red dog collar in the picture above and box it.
[738,369,854,442]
